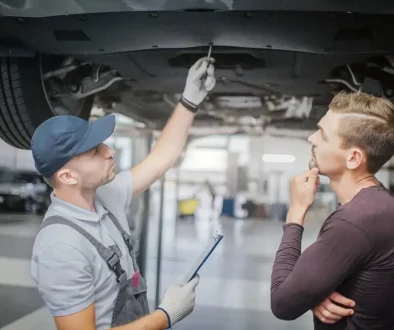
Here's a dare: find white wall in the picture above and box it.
[0,128,390,205]
[248,135,313,204]
[106,136,133,171]
[254,135,391,204]
[260,135,311,175]
[0,136,133,173]
[0,139,36,170]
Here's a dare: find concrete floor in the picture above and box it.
[0,208,327,330]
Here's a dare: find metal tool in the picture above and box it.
[202,45,213,84]
[207,44,212,63]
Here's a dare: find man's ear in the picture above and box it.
[57,168,78,185]
[346,147,365,170]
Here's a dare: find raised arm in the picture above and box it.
[131,57,215,197]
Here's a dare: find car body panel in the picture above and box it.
[1,1,393,134]
[1,11,394,57]
[1,0,394,17]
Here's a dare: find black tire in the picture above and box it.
[0,56,94,150]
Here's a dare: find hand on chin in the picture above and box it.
[288,167,320,225]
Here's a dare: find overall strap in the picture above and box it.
[39,216,127,284]
[106,211,139,272]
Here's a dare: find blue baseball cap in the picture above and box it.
[31,115,116,178]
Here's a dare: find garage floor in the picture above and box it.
[0,209,326,330]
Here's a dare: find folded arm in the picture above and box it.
[270,218,371,320]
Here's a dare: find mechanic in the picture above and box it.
[270,91,394,329]
[29,56,216,330]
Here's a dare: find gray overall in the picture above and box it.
[38,211,150,327]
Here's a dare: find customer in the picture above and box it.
[270,91,394,329]
[30,56,215,330]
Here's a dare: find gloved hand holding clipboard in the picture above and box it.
[182,232,224,284]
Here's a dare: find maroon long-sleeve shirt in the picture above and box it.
[271,185,394,329]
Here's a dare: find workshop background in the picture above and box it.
[0,112,393,330]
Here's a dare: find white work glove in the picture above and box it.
[180,57,216,111]
[158,275,200,328]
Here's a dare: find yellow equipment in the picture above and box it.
[178,198,199,218]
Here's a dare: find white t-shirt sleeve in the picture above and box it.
[30,243,95,316]
[98,170,133,210]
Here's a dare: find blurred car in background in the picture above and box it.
[0,169,52,213]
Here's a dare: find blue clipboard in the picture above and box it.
[182,233,224,283]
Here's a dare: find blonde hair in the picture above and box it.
[329,91,394,173]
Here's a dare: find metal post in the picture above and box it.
[155,175,165,308]
[13,148,17,168]
[137,132,153,278]
[175,165,180,219]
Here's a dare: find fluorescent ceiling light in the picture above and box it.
[262,153,295,163]
[181,149,228,171]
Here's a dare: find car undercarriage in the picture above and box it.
[1,0,394,148]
